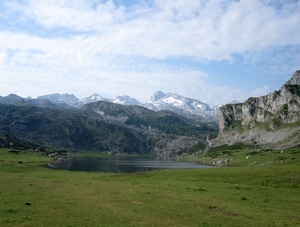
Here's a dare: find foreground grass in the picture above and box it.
[0,148,300,226]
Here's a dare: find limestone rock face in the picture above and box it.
[216,70,300,148]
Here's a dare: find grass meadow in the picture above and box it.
[0,147,299,226]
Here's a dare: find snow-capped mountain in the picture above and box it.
[145,91,218,120]
[37,93,109,107]
[81,94,108,105]
[19,91,218,121]
[112,95,141,105]
[36,93,142,107]
[37,93,80,107]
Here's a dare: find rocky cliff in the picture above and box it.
[214,70,300,148]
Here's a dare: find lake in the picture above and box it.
[49,156,215,173]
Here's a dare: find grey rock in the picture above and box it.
[215,70,300,148]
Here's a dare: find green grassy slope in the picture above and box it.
[181,143,300,167]
[0,148,299,227]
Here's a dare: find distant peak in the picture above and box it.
[113,95,140,105]
[61,93,78,98]
[150,91,166,101]
[7,93,22,98]
[115,95,130,99]
[37,93,79,105]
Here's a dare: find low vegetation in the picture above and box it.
[126,114,217,138]
[1,146,300,226]
[0,103,218,154]
[179,143,300,167]
[285,84,300,96]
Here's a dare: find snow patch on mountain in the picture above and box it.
[32,91,218,121]
[146,91,218,120]
[37,93,79,106]
[81,94,108,105]
[112,95,141,105]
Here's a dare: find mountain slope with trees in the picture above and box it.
[0,100,218,155]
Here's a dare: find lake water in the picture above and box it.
[49,157,215,173]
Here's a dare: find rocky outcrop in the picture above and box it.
[215,70,300,148]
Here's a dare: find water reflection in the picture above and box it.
[49,157,215,173]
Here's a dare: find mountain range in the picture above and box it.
[1,71,299,153]
[0,91,218,122]
[0,92,218,154]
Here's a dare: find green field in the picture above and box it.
[1,148,299,226]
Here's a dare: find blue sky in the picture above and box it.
[0,0,299,105]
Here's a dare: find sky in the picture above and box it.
[0,0,299,106]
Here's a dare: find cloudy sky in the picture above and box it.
[0,0,299,105]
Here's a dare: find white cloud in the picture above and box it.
[0,52,7,64]
[250,85,271,98]
[8,0,120,31]
[0,51,244,105]
[3,0,299,60]
[0,0,299,105]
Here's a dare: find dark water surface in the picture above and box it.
[49,157,215,173]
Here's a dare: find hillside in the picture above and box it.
[0,100,218,155]
[83,101,217,137]
[213,70,300,148]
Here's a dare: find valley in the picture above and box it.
[0,92,218,155]
[0,147,299,226]
[1,1,299,226]
[0,70,300,226]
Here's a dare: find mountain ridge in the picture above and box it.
[0,98,218,154]
[145,91,218,121]
[1,91,218,121]
[1,71,299,152]
[213,70,300,149]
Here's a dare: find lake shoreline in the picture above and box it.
[47,155,216,173]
